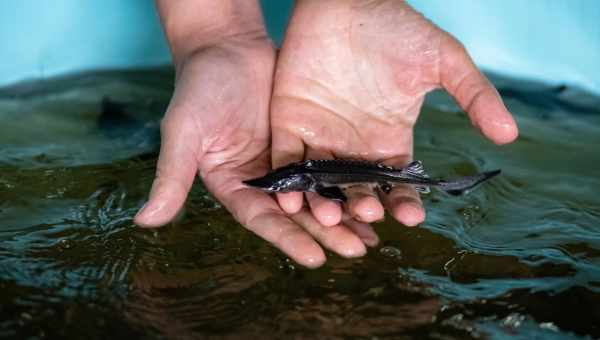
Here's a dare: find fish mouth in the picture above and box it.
[242,178,277,192]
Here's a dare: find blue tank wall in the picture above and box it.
[0,0,170,86]
[408,0,600,94]
[0,0,598,94]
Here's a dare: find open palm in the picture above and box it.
[271,0,518,250]
[134,40,377,267]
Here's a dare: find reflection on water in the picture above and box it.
[1,68,600,339]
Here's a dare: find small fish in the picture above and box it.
[243,160,500,202]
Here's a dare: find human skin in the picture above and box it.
[135,0,377,267]
[135,0,518,267]
[271,0,518,240]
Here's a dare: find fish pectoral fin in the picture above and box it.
[315,186,347,202]
[415,185,431,194]
[403,160,430,178]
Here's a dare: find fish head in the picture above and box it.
[243,172,310,193]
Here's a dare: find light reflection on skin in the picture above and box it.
[298,126,316,139]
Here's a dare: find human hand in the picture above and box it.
[132,39,323,267]
[271,0,518,247]
[134,1,379,267]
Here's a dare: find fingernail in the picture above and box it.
[134,202,148,220]
[363,236,380,247]
[340,244,367,258]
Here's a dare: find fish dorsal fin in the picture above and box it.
[403,161,429,178]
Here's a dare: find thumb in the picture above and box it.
[440,36,518,145]
[134,113,199,228]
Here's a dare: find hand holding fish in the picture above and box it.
[135,0,370,267]
[270,0,518,241]
[138,0,519,268]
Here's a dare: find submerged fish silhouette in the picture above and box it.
[243,160,500,202]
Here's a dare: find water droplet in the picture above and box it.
[539,322,559,332]
[444,257,456,272]
[59,239,71,250]
[501,313,525,328]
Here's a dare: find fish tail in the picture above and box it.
[436,169,501,195]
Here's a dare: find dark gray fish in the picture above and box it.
[243,160,500,202]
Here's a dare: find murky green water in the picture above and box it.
[1,68,600,339]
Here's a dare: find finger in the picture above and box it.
[290,208,367,258]
[134,113,199,228]
[440,37,518,145]
[304,148,342,227]
[379,157,425,227]
[272,128,305,214]
[379,184,424,227]
[225,187,326,268]
[344,185,385,223]
[342,213,380,247]
[305,191,343,227]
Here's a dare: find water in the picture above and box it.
[1,68,600,339]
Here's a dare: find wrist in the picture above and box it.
[291,0,413,24]
[156,0,270,68]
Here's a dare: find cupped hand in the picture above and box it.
[271,0,518,245]
[133,38,378,267]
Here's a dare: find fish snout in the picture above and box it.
[242,176,278,192]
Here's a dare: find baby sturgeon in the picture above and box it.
[243,160,500,202]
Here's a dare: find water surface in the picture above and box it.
[1,68,599,339]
